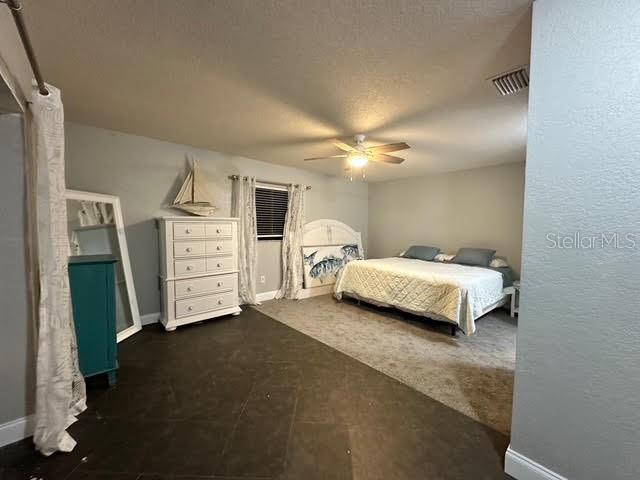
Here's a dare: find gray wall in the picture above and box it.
[0,114,34,424]
[368,162,525,271]
[64,123,368,314]
[0,8,31,106]
[509,2,640,479]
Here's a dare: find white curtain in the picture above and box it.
[276,184,306,300]
[231,176,258,304]
[30,84,86,455]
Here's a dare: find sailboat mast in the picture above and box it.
[191,159,195,203]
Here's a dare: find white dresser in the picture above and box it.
[157,216,241,331]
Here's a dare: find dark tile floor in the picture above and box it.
[0,308,512,479]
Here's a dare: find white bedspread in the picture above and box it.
[334,257,506,335]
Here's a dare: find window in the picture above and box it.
[256,185,288,240]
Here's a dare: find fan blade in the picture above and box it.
[372,154,405,164]
[331,139,356,152]
[304,154,348,161]
[367,142,410,154]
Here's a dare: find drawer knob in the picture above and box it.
[188,305,193,311]
[217,263,222,268]
[216,228,222,233]
[218,299,223,305]
[186,265,193,271]
[186,247,192,252]
[216,245,222,250]
[217,281,223,287]
[186,228,192,234]
[186,286,192,292]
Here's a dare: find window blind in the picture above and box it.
[256,186,289,239]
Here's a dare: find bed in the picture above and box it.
[334,257,511,336]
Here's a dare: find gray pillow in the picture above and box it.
[452,248,496,267]
[402,245,441,262]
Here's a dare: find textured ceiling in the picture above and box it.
[21,0,531,181]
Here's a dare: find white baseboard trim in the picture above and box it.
[505,445,567,480]
[140,312,161,326]
[0,415,35,448]
[255,287,333,302]
[256,290,278,302]
[299,284,334,298]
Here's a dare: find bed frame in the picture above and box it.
[340,281,509,337]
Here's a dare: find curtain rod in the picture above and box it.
[229,175,312,190]
[2,0,49,96]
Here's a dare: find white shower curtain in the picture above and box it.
[231,176,258,304]
[275,184,306,300]
[29,84,86,455]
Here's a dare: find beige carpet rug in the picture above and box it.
[254,294,516,434]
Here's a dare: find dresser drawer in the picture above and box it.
[175,291,236,318]
[206,256,235,273]
[205,223,232,237]
[174,258,206,276]
[174,273,236,298]
[206,239,233,255]
[173,241,205,257]
[173,222,205,239]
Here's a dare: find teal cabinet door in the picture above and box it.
[68,255,118,385]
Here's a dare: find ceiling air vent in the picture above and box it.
[490,66,529,96]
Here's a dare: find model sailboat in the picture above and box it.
[172,158,218,216]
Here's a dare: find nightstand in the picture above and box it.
[510,280,520,317]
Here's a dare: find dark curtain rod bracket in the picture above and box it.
[2,0,49,96]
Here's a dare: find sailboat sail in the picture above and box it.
[192,161,213,204]
[172,158,217,216]
[173,171,193,205]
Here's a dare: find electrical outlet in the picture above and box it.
[260,275,266,284]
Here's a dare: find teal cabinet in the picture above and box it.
[68,255,118,386]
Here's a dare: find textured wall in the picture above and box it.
[0,114,34,424]
[0,9,31,106]
[509,1,640,479]
[368,162,525,271]
[65,123,368,313]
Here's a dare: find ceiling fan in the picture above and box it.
[304,134,410,168]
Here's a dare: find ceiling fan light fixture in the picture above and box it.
[348,152,369,168]
[304,134,408,167]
